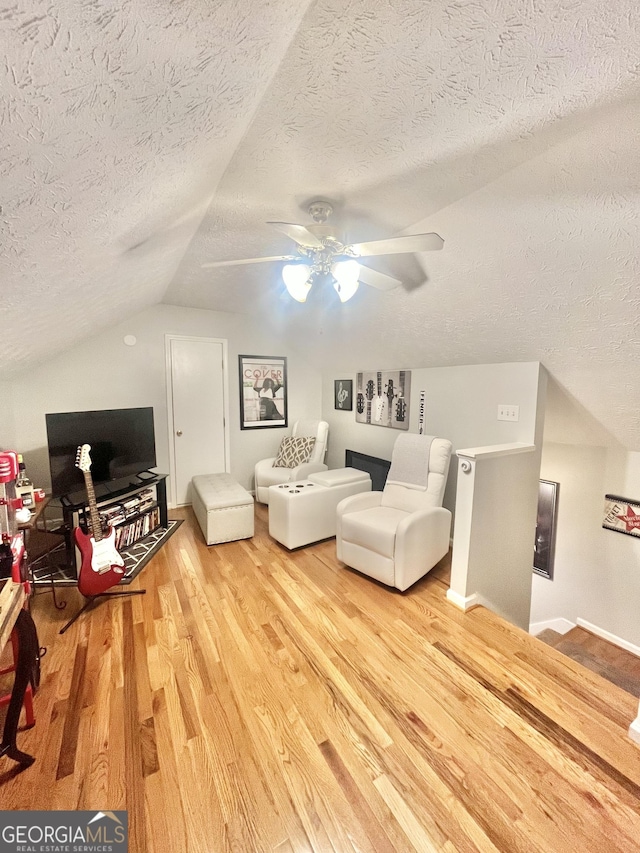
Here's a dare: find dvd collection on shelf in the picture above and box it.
[95,487,161,551]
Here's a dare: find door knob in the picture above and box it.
[176,430,183,436]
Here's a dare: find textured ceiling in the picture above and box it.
[3,1,640,446]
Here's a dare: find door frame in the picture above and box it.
[164,334,231,508]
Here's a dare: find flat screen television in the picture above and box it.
[45,407,157,498]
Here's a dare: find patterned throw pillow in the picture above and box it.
[273,436,316,469]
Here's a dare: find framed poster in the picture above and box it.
[355,370,411,429]
[239,355,288,429]
[334,379,353,410]
[533,479,559,580]
[603,494,640,538]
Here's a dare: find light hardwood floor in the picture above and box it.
[538,627,640,697]
[2,504,640,852]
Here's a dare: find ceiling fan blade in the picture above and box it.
[266,222,325,249]
[357,264,403,292]
[351,232,444,257]
[201,254,298,269]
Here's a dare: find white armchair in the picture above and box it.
[336,434,452,591]
[254,419,329,504]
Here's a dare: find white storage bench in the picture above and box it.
[268,467,371,550]
[191,473,254,545]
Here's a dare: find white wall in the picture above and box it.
[531,442,640,647]
[531,379,640,647]
[0,381,15,449]
[11,304,322,496]
[322,361,543,513]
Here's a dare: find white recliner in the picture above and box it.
[336,434,452,591]
[254,419,329,504]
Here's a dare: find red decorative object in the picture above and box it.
[603,494,640,538]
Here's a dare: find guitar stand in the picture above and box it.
[59,588,146,635]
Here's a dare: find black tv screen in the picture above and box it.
[46,407,157,497]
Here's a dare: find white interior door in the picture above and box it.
[167,336,229,505]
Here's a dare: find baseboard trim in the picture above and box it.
[577,618,640,659]
[629,716,640,745]
[446,589,480,611]
[529,618,575,636]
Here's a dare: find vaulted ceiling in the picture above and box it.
[3,1,639,446]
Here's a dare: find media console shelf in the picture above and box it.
[60,473,168,575]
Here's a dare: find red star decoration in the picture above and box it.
[615,504,640,532]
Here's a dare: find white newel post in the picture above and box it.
[447,453,480,612]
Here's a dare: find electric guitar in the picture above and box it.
[356,372,365,415]
[365,379,375,424]
[374,371,384,422]
[395,370,407,423]
[74,444,125,596]
[385,378,395,426]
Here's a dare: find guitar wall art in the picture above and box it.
[355,370,411,430]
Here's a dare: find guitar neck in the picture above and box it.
[83,470,103,542]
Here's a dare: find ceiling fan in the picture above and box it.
[201,201,444,302]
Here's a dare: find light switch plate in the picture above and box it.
[497,404,519,421]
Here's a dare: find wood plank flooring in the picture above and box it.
[538,627,640,697]
[2,504,640,852]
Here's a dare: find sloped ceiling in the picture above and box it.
[3,1,639,446]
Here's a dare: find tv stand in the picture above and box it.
[60,474,168,574]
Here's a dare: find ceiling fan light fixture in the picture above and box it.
[282,263,312,302]
[204,200,443,300]
[331,259,360,302]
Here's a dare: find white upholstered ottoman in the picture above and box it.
[191,473,254,545]
[268,467,371,550]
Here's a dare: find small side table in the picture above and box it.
[268,467,372,550]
